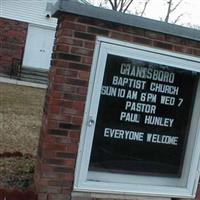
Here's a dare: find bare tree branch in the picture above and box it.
[164,0,172,22]
[171,0,183,12]
[83,0,185,24]
[119,0,131,12]
[140,0,150,16]
[123,0,134,13]
[118,0,122,9]
[164,0,184,22]
[114,0,117,9]
[119,0,124,12]
[108,0,115,10]
[173,13,184,23]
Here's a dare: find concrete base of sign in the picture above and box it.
[71,192,171,200]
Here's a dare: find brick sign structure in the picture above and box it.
[35,1,200,200]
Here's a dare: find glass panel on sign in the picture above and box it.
[89,54,199,177]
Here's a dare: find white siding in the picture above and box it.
[0,0,57,28]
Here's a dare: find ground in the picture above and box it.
[0,82,45,189]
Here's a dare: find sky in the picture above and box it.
[88,0,200,28]
[143,0,200,27]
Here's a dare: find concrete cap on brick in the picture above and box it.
[51,0,200,42]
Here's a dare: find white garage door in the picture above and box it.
[23,25,55,70]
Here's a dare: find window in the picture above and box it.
[74,37,200,198]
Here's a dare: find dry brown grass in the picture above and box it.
[0,156,35,189]
[0,82,46,189]
[0,83,46,155]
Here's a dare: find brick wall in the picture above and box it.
[0,17,28,75]
[35,12,200,200]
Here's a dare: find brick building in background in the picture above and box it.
[35,0,200,200]
[0,0,57,76]
[0,18,28,75]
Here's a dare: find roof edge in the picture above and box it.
[51,0,200,42]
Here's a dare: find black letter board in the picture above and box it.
[89,54,199,177]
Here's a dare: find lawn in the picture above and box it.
[0,82,46,189]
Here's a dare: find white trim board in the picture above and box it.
[74,37,200,199]
[0,77,47,89]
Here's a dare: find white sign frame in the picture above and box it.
[74,37,200,199]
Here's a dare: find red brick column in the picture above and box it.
[0,17,27,75]
[35,13,200,200]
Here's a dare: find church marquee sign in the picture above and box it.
[74,37,200,198]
